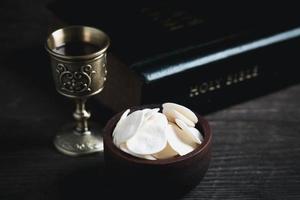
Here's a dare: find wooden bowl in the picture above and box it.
[103,105,212,198]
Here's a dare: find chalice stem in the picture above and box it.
[73,98,91,135]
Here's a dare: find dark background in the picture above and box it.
[0,0,300,199]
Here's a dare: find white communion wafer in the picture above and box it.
[112,109,130,137]
[119,143,156,160]
[162,108,195,127]
[120,109,131,120]
[175,119,203,144]
[189,127,204,143]
[144,108,160,120]
[113,110,145,147]
[162,107,176,123]
[126,113,168,155]
[153,143,178,159]
[163,102,198,124]
[166,123,197,156]
[173,109,195,127]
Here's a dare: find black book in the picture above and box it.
[49,0,300,114]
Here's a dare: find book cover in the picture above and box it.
[49,0,300,113]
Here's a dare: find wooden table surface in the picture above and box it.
[0,1,299,199]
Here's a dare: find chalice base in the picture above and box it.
[54,124,103,156]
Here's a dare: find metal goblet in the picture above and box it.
[45,26,110,156]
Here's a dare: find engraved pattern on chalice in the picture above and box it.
[56,64,96,93]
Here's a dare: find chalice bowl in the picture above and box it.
[45,26,110,156]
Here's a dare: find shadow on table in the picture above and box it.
[0,118,62,154]
[54,163,190,200]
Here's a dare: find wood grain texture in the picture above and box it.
[0,0,299,199]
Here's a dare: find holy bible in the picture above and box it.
[49,0,300,114]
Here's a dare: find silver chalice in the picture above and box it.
[45,26,110,156]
